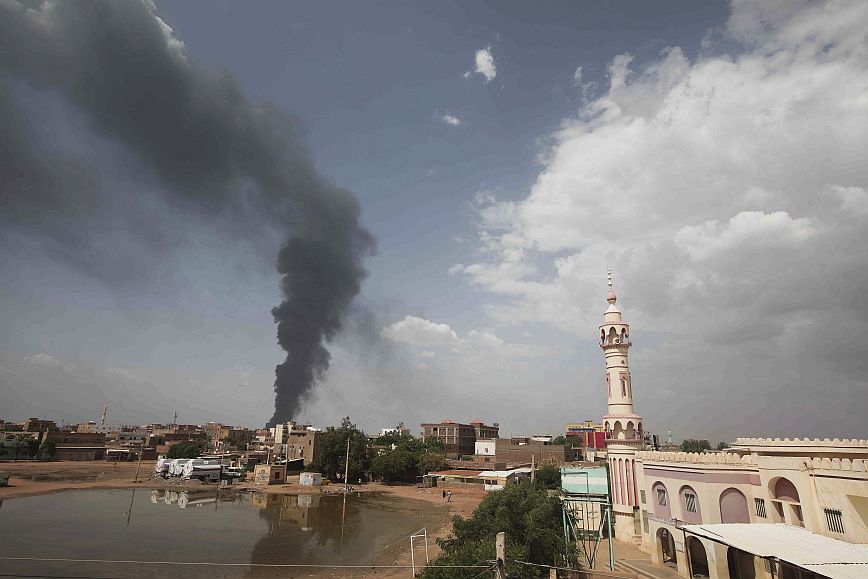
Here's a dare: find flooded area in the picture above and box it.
[0,488,444,578]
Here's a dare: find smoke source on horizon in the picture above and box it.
[0,1,375,425]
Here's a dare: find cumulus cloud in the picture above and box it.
[440,113,462,126]
[22,353,62,367]
[452,1,868,439]
[467,46,496,82]
[382,315,459,346]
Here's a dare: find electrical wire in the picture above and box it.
[0,556,490,570]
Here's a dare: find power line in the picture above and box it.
[0,556,489,570]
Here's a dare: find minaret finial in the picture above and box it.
[606,267,617,304]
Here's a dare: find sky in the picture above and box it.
[1,0,866,441]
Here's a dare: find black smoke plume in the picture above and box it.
[0,1,375,424]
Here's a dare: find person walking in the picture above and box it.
[447,490,452,503]
[442,489,446,501]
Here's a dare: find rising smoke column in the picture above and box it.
[0,0,375,424]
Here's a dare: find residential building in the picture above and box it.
[421,419,499,459]
[23,418,57,432]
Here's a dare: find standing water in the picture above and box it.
[0,489,442,577]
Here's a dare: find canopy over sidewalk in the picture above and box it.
[683,523,868,579]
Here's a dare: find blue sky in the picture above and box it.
[1,0,866,440]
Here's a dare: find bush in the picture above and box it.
[421,482,576,578]
[536,464,561,490]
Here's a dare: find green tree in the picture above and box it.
[421,482,576,578]
[39,440,57,459]
[680,439,711,453]
[550,435,581,447]
[418,452,447,475]
[26,437,40,458]
[716,441,731,450]
[167,442,199,458]
[13,434,32,461]
[370,447,416,483]
[306,417,369,483]
[536,464,561,490]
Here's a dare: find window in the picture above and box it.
[640,490,646,504]
[825,508,844,533]
[685,492,697,513]
[755,498,767,518]
[642,510,649,533]
[657,487,668,506]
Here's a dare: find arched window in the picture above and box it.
[773,477,800,502]
[653,482,671,517]
[719,488,750,523]
[680,485,701,524]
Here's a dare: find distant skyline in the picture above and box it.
[1,1,867,441]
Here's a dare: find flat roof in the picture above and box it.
[683,523,868,579]
[431,469,483,477]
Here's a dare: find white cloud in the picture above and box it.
[419,351,437,359]
[105,366,145,384]
[674,211,815,262]
[382,315,459,346]
[451,0,868,439]
[22,353,61,367]
[573,66,583,86]
[468,46,496,82]
[440,113,462,126]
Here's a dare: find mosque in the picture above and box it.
[597,271,868,579]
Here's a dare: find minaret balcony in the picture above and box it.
[600,341,631,350]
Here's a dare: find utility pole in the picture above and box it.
[495,531,507,579]
[343,437,351,491]
[133,439,145,483]
[531,454,536,485]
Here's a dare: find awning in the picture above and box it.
[682,523,868,579]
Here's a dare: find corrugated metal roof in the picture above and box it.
[683,523,868,579]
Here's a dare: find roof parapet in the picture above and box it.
[803,456,868,473]
[735,437,868,447]
[637,450,757,467]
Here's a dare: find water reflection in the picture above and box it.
[0,489,440,579]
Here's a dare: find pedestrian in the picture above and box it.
[447,490,452,503]
[442,489,446,501]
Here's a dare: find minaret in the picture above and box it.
[600,268,643,541]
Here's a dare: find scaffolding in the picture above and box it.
[561,464,614,571]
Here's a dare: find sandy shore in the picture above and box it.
[0,461,484,577]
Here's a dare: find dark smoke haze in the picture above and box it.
[0,0,375,425]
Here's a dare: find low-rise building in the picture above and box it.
[488,438,581,467]
[42,431,107,461]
